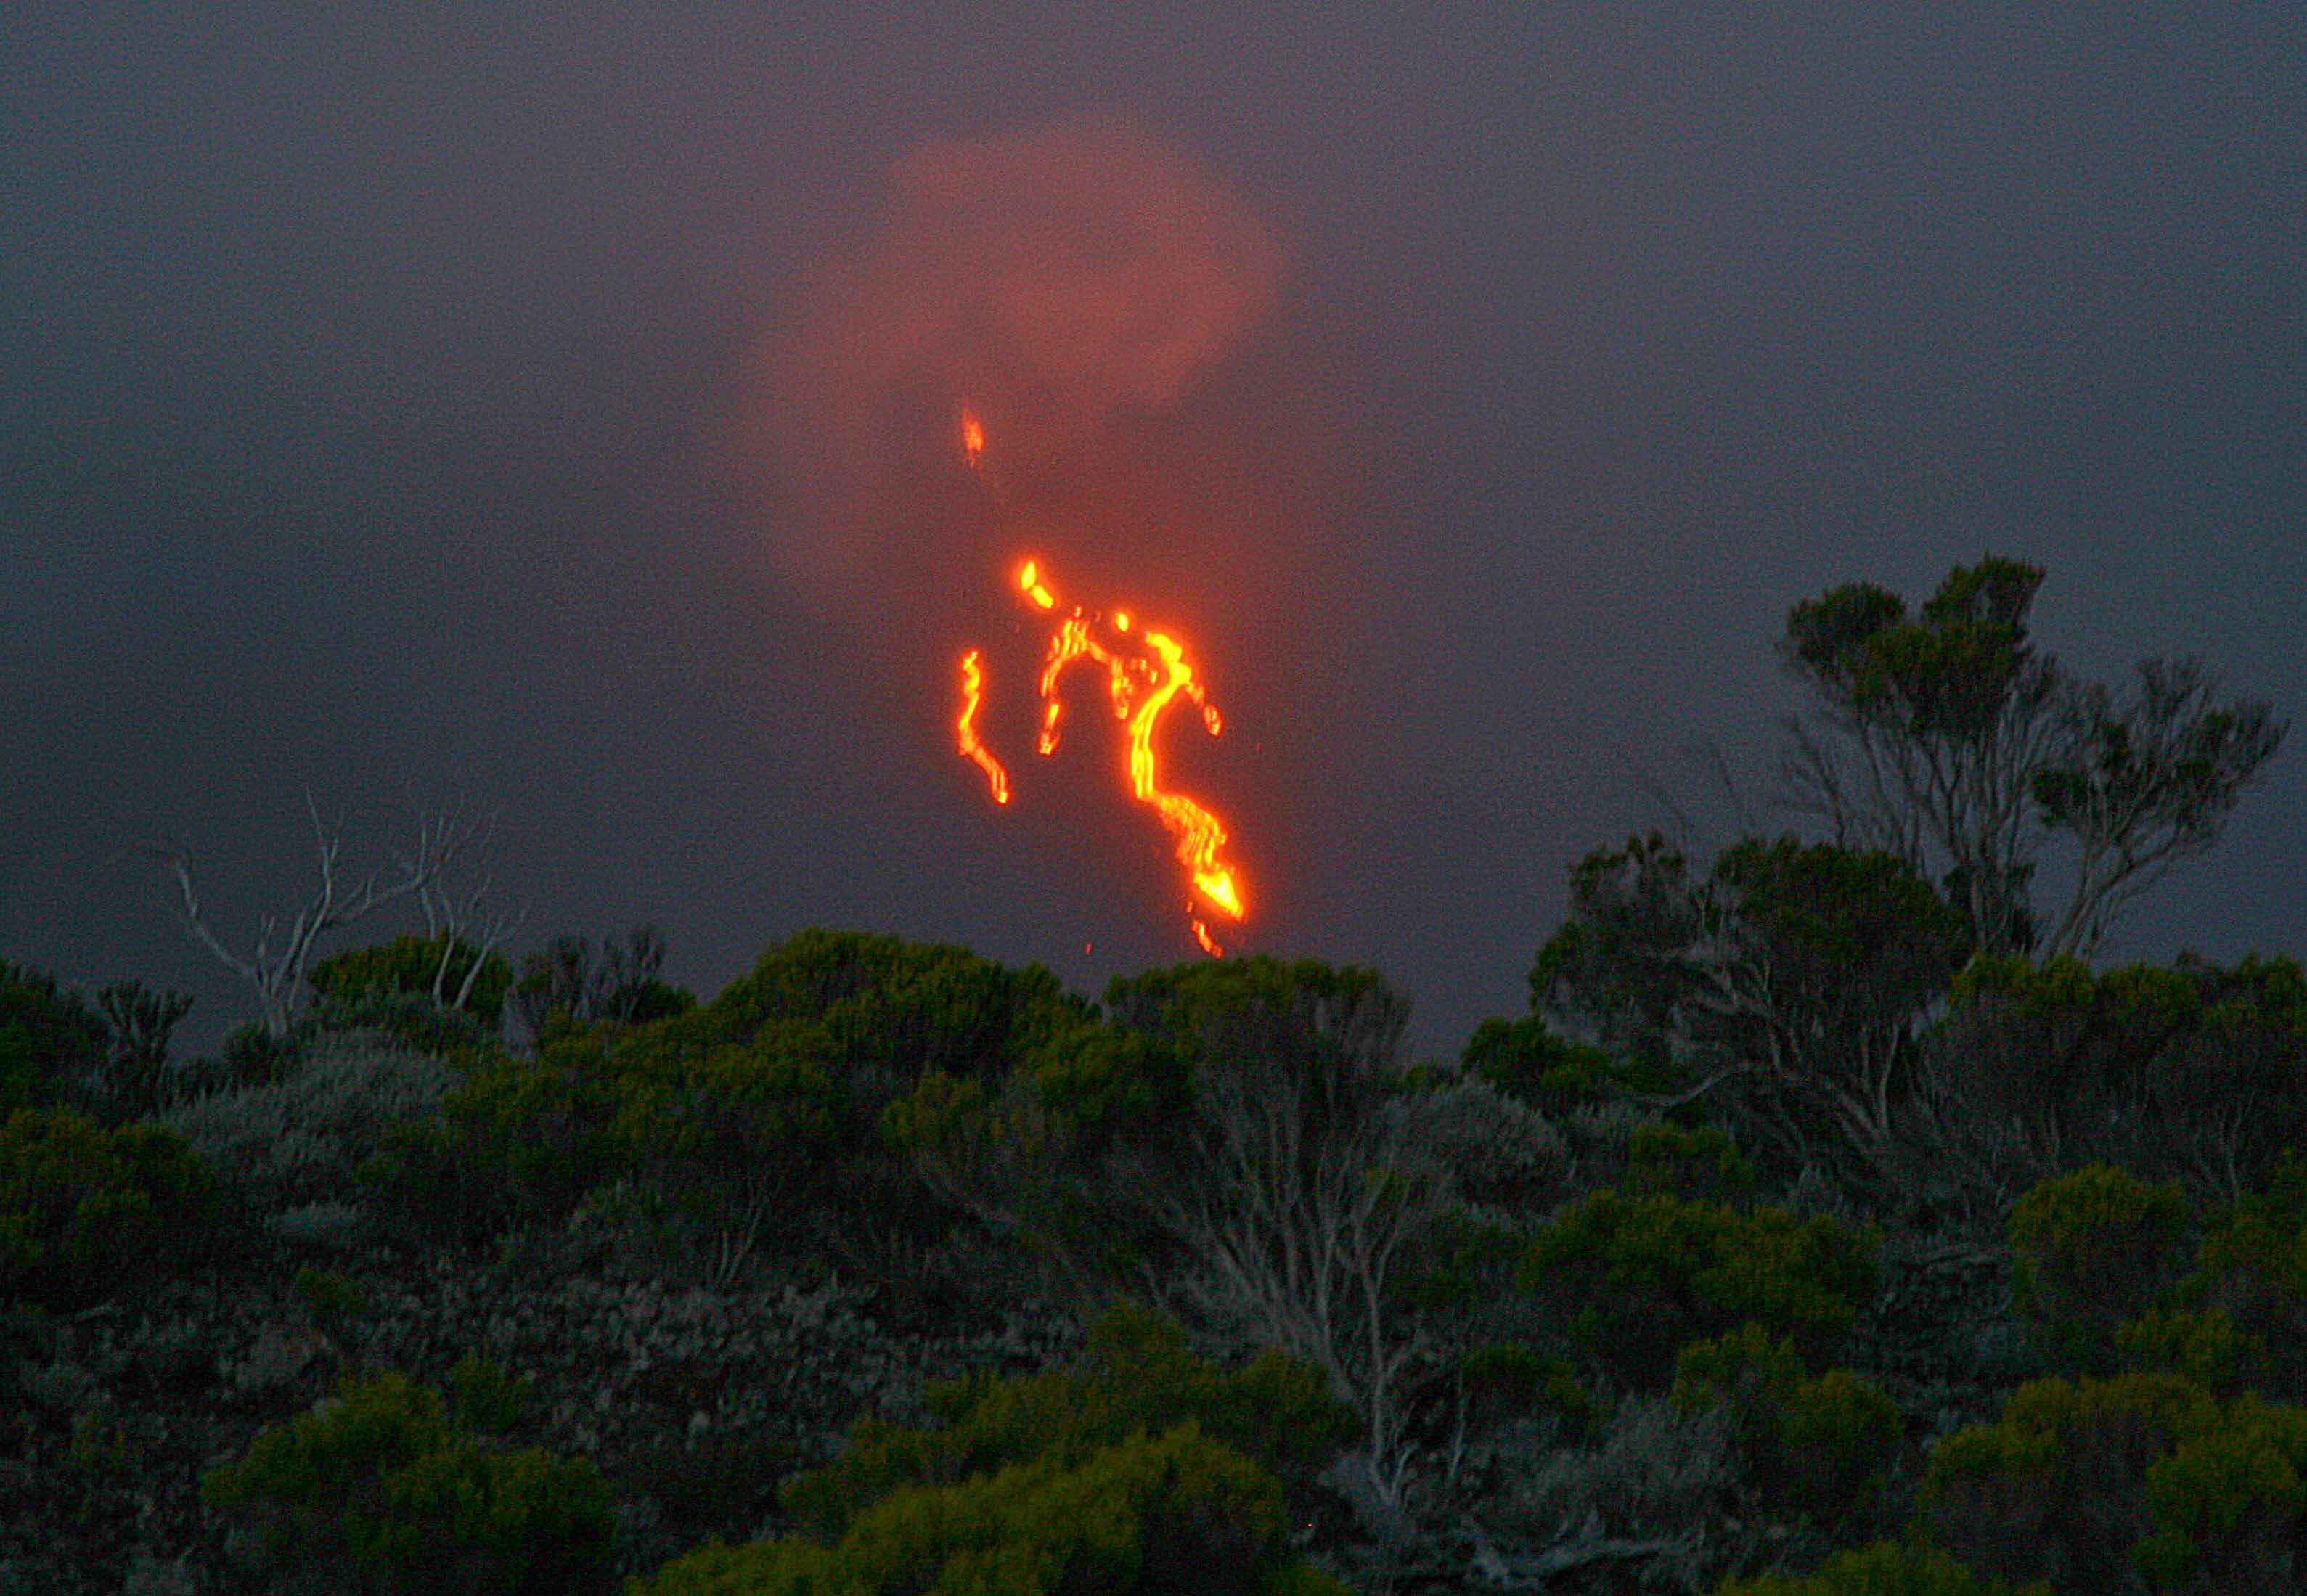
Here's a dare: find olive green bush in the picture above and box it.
[1918,1369,2307,1595]
[1927,955,2307,1206]
[360,1047,624,1245]
[450,1353,536,1435]
[369,930,1083,1303]
[0,960,106,1113]
[2114,1306,2275,1401]
[0,1106,221,1309]
[624,1301,1352,1596]
[2142,1146,2307,1404]
[632,1423,1352,1596]
[1625,1121,1760,1206]
[203,1365,613,1595]
[1671,1322,1902,1531]
[2007,1162,2192,1375]
[309,933,515,1028]
[1517,1189,1883,1392]
[780,1301,1352,1540]
[1458,1341,1598,1447]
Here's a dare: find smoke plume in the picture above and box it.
[732,120,1283,587]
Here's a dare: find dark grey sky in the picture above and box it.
[6,5,2303,1057]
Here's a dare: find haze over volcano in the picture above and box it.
[4,9,2302,1056]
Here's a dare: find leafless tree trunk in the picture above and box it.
[1144,1058,1459,1510]
[144,795,478,1036]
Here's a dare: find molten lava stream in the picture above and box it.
[952,553,1244,954]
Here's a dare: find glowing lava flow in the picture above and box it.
[953,551,1246,956]
[955,649,1008,804]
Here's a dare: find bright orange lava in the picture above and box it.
[955,555,1244,955]
[955,648,1009,805]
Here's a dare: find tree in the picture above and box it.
[1533,833,1969,1187]
[1101,959,1561,1510]
[1778,557,2281,959]
[309,934,513,1028]
[144,797,498,1036]
[0,961,106,1113]
[508,925,692,1042]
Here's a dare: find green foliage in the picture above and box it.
[1934,956,2307,1198]
[706,928,1088,1088]
[511,926,695,1043]
[1781,557,2053,952]
[0,1106,220,1309]
[1532,833,1966,1188]
[310,933,514,1026]
[361,1046,626,1243]
[449,1354,535,1436]
[1672,1322,1901,1529]
[219,1018,310,1087]
[1625,1121,1759,1206]
[1710,1536,2051,1596]
[1786,558,2043,746]
[1780,560,2283,962]
[1517,1190,1882,1391]
[2007,1163,2192,1374]
[1104,954,1405,1068]
[1459,1012,1665,1117]
[2152,1146,2307,1404]
[2115,1308,2274,1400]
[0,960,105,1114]
[2133,1392,2307,1590]
[165,1043,452,1230]
[780,1301,1353,1540]
[95,981,200,1118]
[203,1366,613,1595]
[1917,1369,2307,1594]
[635,1422,1346,1596]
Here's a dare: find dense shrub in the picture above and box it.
[1517,1190,1882,1391]
[1710,1537,2051,1595]
[163,1044,452,1229]
[1458,1340,1597,1446]
[780,1301,1353,1540]
[203,1366,613,1595]
[310,933,515,1028]
[2008,1163,2192,1375]
[0,960,105,1113]
[704,929,1087,1089]
[1928,955,2307,1203]
[0,1107,220,1309]
[359,1047,623,1245]
[633,1422,1352,1596]
[2146,1145,2307,1404]
[372,930,1085,1298]
[1458,1012,1660,1118]
[1625,1121,1760,1206]
[1918,1369,2307,1594]
[1671,1322,1901,1530]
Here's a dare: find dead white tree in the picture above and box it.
[145,795,480,1036]
[410,811,529,1012]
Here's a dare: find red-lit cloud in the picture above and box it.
[730,120,1283,586]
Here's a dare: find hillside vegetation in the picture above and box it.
[4,558,2301,1595]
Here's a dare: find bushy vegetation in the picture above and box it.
[632,1302,1351,1596]
[3,556,2298,1594]
[0,1105,221,1309]
[202,1365,614,1594]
